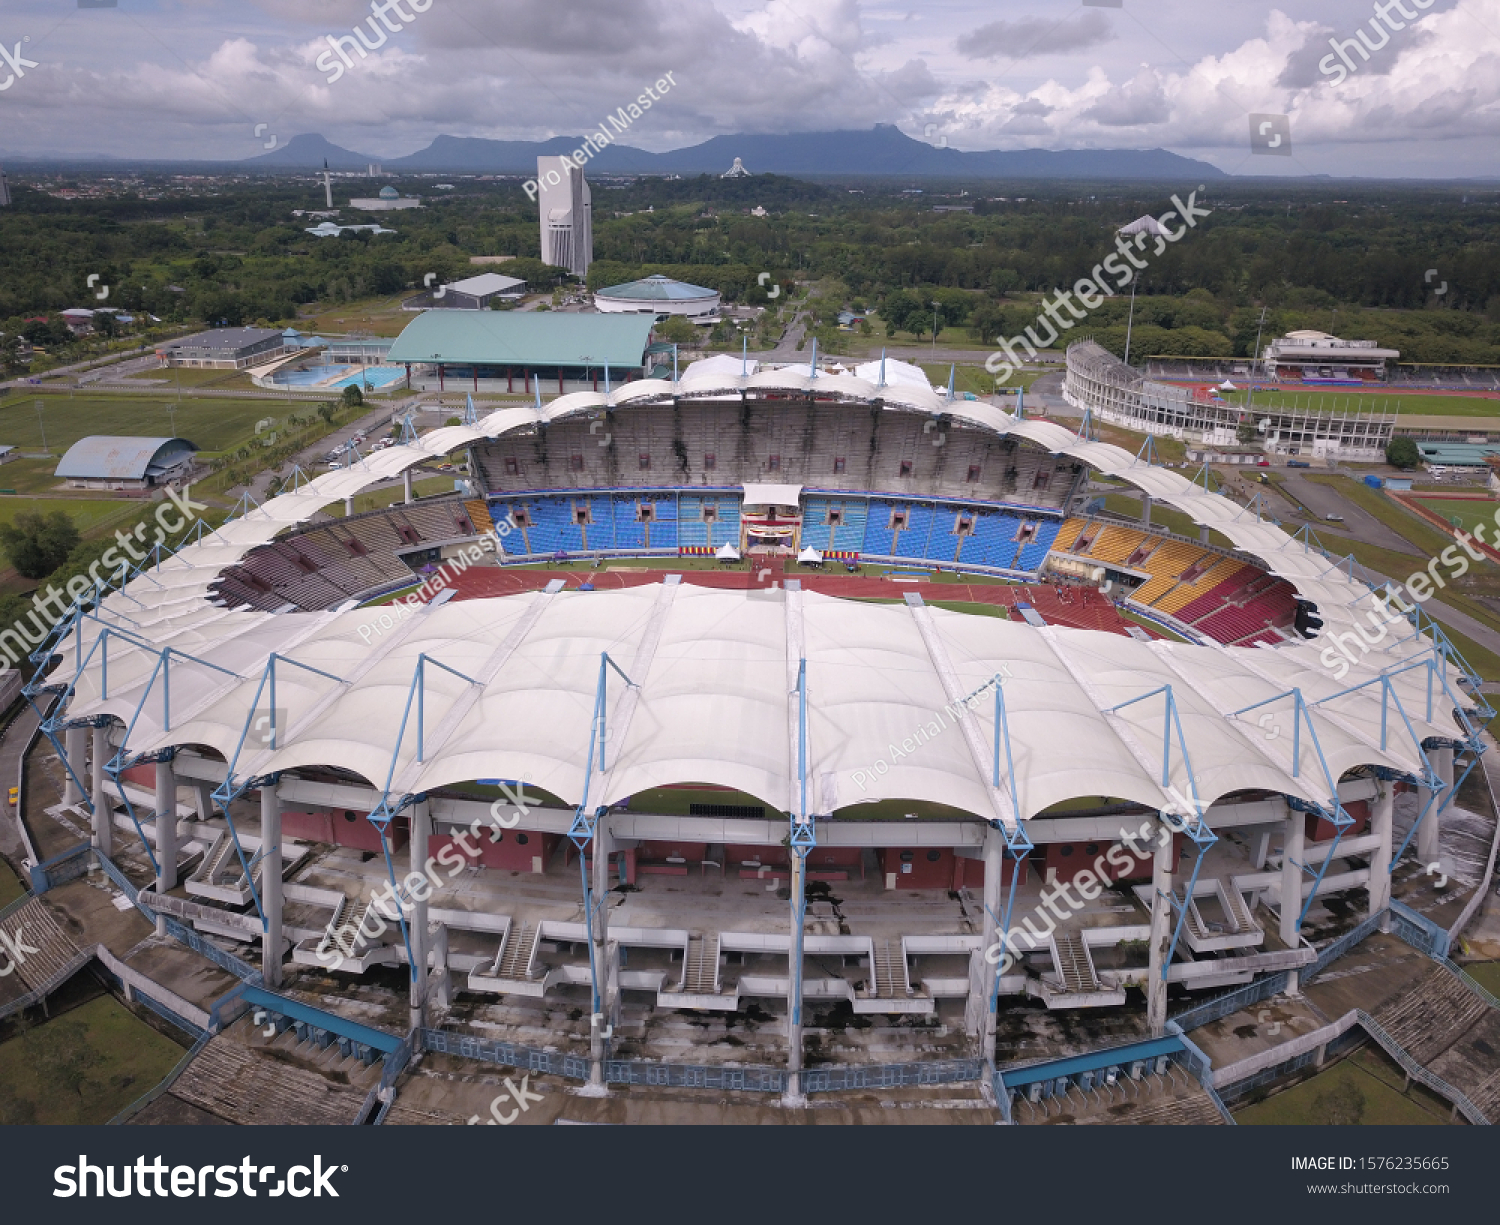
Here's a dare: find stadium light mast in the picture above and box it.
[1122,281,1138,367]
[931,300,940,354]
[1246,305,1269,421]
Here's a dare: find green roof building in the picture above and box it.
[385,312,657,394]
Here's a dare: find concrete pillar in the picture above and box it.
[1146,823,1173,1037]
[192,780,215,822]
[63,726,86,805]
[408,803,429,1032]
[90,725,113,859]
[403,468,413,505]
[1250,828,1271,871]
[1142,496,1152,529]
[431,921,451,1011]
[966,826,1005,1047]
[1418,746,1453,865]
[787,847,807,1094]
[154,760,178,935]
[1280,805,1304,996]
[1198,526,1209,545]
[344,496,355,517]
[260,784,283,988]
[1368,782,1394,916]
[589,818,614,1085]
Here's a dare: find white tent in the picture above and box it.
[715,543,740,560]
[1219,380,1238,391]
[797,546,823,565]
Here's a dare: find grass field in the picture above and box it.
[330,476,455,518]
[1219,388,1500,419]
[0,857,24,908]
[1457,962,1500,996]
[295,295,421,336]
[1411,496,1499,535]
[1234,1047,1453,1125]
[0,393,321,454]
[0,497,140,533]
[0,993,188,1125]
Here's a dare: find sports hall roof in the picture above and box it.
[386,312,654,369]
[54,436,197,481]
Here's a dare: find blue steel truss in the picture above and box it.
[789,658,815,1036]
[211,652,346,928]
[981,670,1036,1019]
[1226,686,1361,928]
[565,652,637,1026]
[359,653,487,980]
[1134,434,1160,466]
[1108,684,1217,972]
[463,393,479,426]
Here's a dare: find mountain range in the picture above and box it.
[247,126,1227,180]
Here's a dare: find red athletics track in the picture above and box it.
[422,559,1155,639]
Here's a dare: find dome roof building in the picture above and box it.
[593,274,721,322]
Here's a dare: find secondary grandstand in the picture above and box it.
[14,351,1493,1120]
[1066,340,1396,462]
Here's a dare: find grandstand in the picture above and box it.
[1066,340,1395,462]
[31,351,1487,1118]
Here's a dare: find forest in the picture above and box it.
[1,170,1497,368]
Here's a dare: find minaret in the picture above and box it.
[323,160,333,209]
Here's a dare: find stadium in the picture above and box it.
[9,351,1493,1125]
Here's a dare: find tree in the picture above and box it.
[655,316,697,346]
[317,401,337,424]
[340,384,364,409]
[1386,437,1421,469]
[0,510,80,579]
[1237,420,1259,445]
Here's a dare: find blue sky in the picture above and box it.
[0,0,1495,176]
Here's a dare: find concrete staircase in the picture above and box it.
[871,939,904,998]
[496,922,535,980]
[681,934,719,995]
[168,1036,370,1125]
[1052,932,1101,993]
[1375,967,1489,1064]
[4,897,86,996]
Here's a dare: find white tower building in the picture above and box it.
[537,155,592,278]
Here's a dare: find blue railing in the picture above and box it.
[800,1058,982,1093]
[421,1029,591,1080]
[606,1061,786,1092]
[1306,908,1387,981]
[1390,899,1451,958]
[1169,972,1291,1032]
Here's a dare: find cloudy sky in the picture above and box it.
[0,0,1496,176]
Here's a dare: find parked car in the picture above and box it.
[1287,460,1311,469]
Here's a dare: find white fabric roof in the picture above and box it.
[42,372,1473,832]
[56,586,1454,829]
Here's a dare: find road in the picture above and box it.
[1279,473,1420,556]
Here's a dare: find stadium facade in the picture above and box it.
[24,354,1484,1113]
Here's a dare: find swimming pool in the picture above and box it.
[266,364,406,391]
